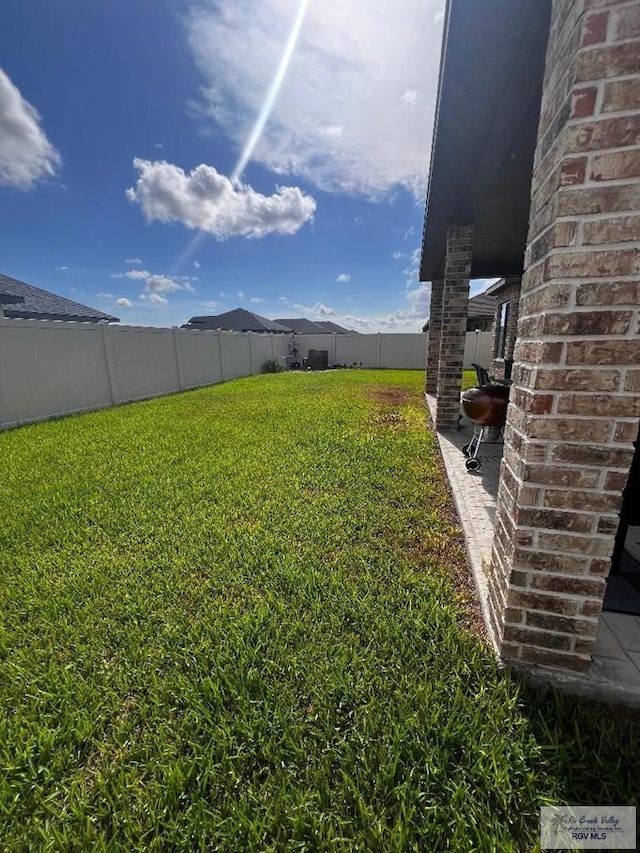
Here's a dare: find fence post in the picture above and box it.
[377,333,381,368]
[248,333,255,374]
[101,322,120,405]
[173,327,185,391]
[218,332,226,382]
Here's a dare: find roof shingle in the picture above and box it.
[184,308,290,332]
[274,318,327,334]
[0,272,119,322]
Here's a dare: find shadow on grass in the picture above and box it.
[508,671,640,806]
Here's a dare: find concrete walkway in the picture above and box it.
[425,393,502,649]
[426,393,640,707]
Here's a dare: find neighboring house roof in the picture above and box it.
[274,318,327,334]
[0,272,119,322]
[422,288,497,331]
[486,276,524,296]
[467,290,497,317]
[184,308,291,333]
[314,320,353,334]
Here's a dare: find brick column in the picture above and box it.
[425,279,444,394]
[435,225,473,431]
[487,0,640,673]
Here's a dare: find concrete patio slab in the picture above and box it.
[425,392,640,707]
[425,392,502,651]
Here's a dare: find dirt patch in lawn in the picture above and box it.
[366,386,413,405]
[370,409,408,429]
[367,386,414,430]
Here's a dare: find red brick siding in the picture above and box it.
[487,0,640,673]
[435,226,473,431]
[425,279,444,395]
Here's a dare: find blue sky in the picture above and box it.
[0,0,492,331]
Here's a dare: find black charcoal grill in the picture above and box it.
[460,364,510,472]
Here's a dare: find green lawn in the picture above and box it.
[462,368,477,390]
[0,370,637,851]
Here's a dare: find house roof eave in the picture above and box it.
[420,0,551,282]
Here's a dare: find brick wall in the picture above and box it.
[425,279,444,394]
[490,278,522,380]
[487,0,640,673]
[435,225,473,431]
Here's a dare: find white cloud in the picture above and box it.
[140,293,168,305]
[327,276,498,334]
[336,273,351,283]
[316,279,433,334]
[194,260,201,268]
[96,292,116,299]
[403,246,422,284]
[392,251,404,260]
[0,68,61,189]
[342,314,373,330]
[125,257,143,265]
[146,274,185,294]
[279,296,290,305]
[250,296,264,303]
[400,89,417,108]
[56,265,86,275]
[379,282,431,329]
[126,158,316,239]
[111,269,151,280]
[293,301,336,318]
[238,290,245,299]
[186,0,442,197]
[405,282,431,314]
[203,300,221,310]
[116,297,134,308]
[319,124,343,137]
[109,268,196,299]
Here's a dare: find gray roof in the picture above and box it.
[0,272,119,322]
[314,320,353,334]
[467,290,497,317]
[274,318,327,334]
[185,308,291,333]
[422,288,496,331]
[485,276,523,296]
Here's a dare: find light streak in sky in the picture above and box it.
[173,0,312,273]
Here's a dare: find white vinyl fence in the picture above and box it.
[291,330,492,371]
[463,329,494,370]
[0,319,289,430]
[0,319,493,430]
[292,333,429,370]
